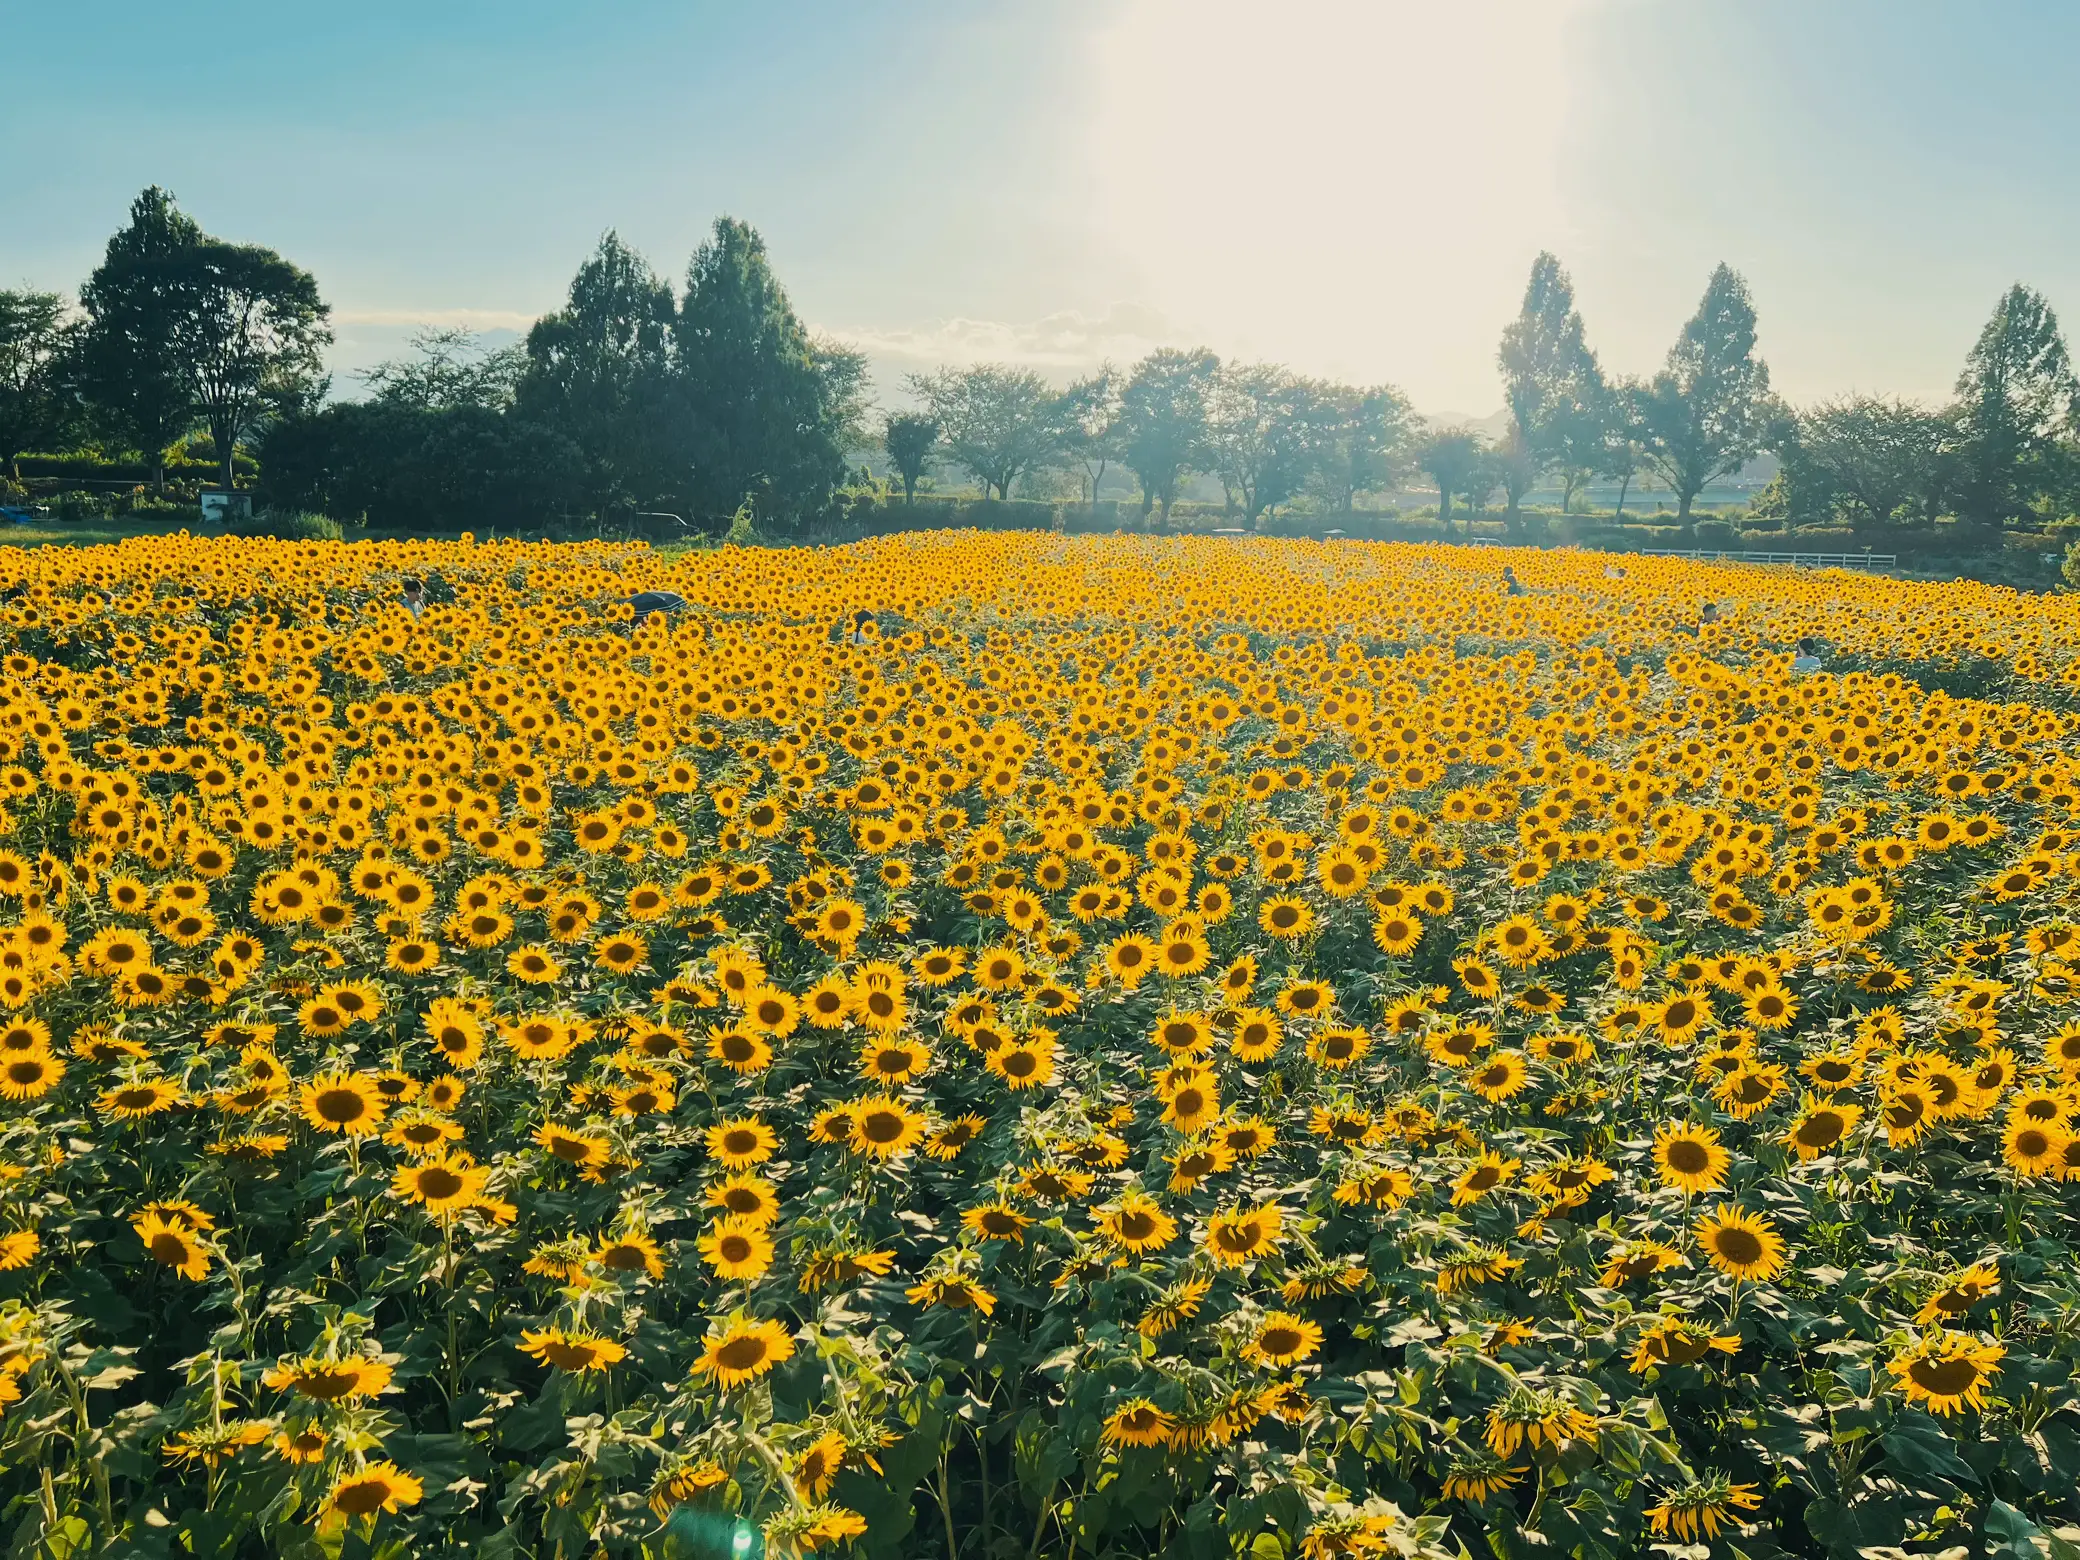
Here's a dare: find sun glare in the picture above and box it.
[1092,0,1590,404]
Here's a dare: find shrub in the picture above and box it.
[229,509,343,542]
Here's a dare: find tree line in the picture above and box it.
[5,187,2080,537]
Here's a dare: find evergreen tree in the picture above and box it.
[76,187,203,495]
[675,217,857,527]
[1950,283,2078,530]
[517,232,679,518]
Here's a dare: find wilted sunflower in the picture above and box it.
[519,1327,629,1373]
[1643,1475,1762,1541]
[262,1354,394,1402]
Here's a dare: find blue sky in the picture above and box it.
[10,1,2080,413]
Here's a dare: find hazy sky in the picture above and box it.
[11,0,2080,414]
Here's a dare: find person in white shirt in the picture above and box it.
[1791,636,1823,674]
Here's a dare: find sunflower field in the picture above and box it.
[6,532,2080,1559]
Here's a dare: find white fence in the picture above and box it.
[1635,549,1896,570]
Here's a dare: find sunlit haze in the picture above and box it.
[14,1,2080,413]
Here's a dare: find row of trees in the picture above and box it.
[9,190,2080,536]
[889,356,1412,522]
[264,224,868,531]
[0,190,868,531]
[884,258,1779,530]
[1469,253,2080,535]
[0,188,330,493]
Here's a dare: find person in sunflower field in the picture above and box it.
[844,608,875,645]
[1501,565,1526,596]
[1792,635,1824,674]
[400,576,426,619]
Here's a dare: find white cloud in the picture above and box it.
[828,302,1177,377]
[333,306,539,331]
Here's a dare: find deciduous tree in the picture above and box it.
[1417,427,1484,533]
[1634,264,1773,522]
[1118,347,1220,519]
[1053,367,1121,505]
[882,411,939,504]
[171,238,332,491]
[0,291,75,483]
[1795,395,1944,533]
[907,364,1057,500]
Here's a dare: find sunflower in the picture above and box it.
[1465,1051,1530,1103]
[519,1327,628,1373]
[273,1424,329,1465]
[1228,1008,1284,1063]
[691,1316,796,1388]
[1887,1331,2005,1415]
[1258,896,1316,939]
[0,1229,40,1271]
[589,1229,666,1279]
[536,1123,612,1169]
[848,1096,928,1160]
[988,1039,1058,1090]
[1101,1399,1175,1449]
[1652,1123,1730,1194]
[1098,1191,1178,1254]
[906,1273,998,1314]
[705,1174,781,1227]
[696,1216,775,1281]
[1917,1262,2002,1325]
[1643,1475,1763,1541]
[300,1073,386,1137]
[1160,1074,1220,1134]
[1103,934,1156,987]
[2001,1117,2068,1176]
[1204,1203,1283,1268]
[95,1079,181,1121]
[1629,1315,1743,1372]
[1450,1151,1520,1207]
[0,1051,62,1100]
[263,1355,394,1402]
[390,1153,490,1216]
[706,1116,778,1169]
[132,1211,210,1280]
[1694,1205,1788,1281]
[1880,1085,1934,1146]
[324,1461,425,1518]
[1238,1311,1323,1369]
[1784,1098,1863,1161]
[961,1202,1032,1244]
[925,1113,987,1160]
